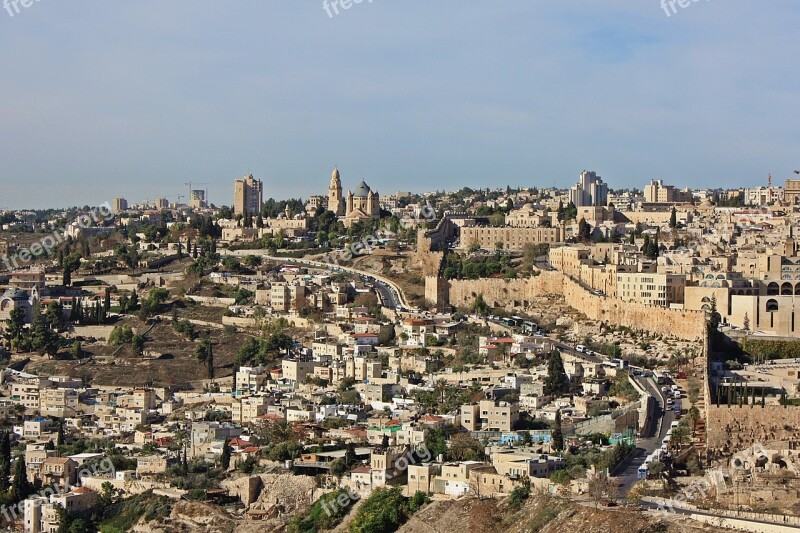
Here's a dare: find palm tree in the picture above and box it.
[688,405,700,434]
[671,424,688,450]
[434,379,448,404]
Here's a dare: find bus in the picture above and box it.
[653,371,665,384]
[637,465,649,479]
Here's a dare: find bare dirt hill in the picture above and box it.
[399,494,716,533]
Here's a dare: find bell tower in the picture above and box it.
[328,167,344,216]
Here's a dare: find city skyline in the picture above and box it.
[2,1,800,208]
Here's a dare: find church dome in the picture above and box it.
[2,288,29,301]
[353,180,371,198]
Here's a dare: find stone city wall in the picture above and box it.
[446,271,705,341]
[705,403,800,450]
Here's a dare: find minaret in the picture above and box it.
[328,167,344,216]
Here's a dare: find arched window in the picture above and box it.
[766,299,779,312]
[767,282,780,296]
[782,282,793,295]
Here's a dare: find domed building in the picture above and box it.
[326,168,380,227]
[0,287,36,324]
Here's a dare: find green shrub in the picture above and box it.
[108,325,134,345]
[289,489,355,533]
[508,485,531,509]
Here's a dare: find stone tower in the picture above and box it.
[328,167,344,216]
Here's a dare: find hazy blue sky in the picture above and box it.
[1,1,799,209]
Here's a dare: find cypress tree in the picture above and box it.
[10,457,31,502]
[221,440,231,469]
[552,410,564,452]
[0,432,10,491]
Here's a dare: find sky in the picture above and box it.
[1,0,799,209]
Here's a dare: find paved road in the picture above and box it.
[227,250,411,310]
[639,498,800,530]
[616,377,676,497]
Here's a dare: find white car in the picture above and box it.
[670,421,680,429]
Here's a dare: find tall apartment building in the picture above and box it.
[569,171,608,207]
[190,189,208,209]
[234,174,263,216]
[460,400,519,432]
[235,366,269,394]
[154,197,169,209]
[112,198,128,213]
[643,180,693,204]
[744,186,783,206]
[616,272,686,307]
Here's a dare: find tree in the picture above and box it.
[648,460,665,481]
[31,309,60,358]
[0,431,10,491]
[544,350,568,396]
[220,439,231,469]
[552,410,564,452]
[131,335,145,357]
[329,458,347,477]
[99,481,118,509]
[56,419,65,447]
[578,218,592,243]
[472,294,489,316]
[5,308,25,348]
[448,433,484,461]
[743,312,750,331]
[588,473,616,509]
[669,207,677,229]
[70,340,83,360]
[688,405,700,433]
[349,487,409,533]
[10,456,31,502]
[671,424,688,449]
[195,337,214,380]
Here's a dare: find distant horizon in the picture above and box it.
[0,171,778,212]
[2,1,799,208]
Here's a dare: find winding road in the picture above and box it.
[227,249,413,310]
